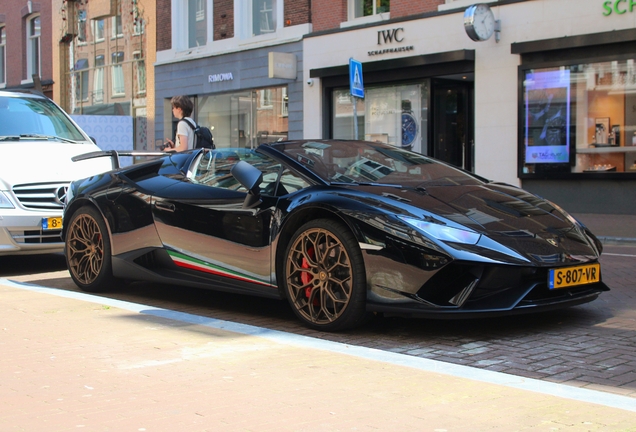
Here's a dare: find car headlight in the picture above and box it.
[0,191,15,209]
[398,215,481,245]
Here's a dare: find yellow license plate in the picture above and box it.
[548,263,600,289]
[42,217,63,230]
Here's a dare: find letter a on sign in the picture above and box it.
[349,58,364,98]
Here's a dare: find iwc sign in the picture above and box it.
[368,27,414,56]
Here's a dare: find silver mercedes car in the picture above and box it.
[0,90,111,255]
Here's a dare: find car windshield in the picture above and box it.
[0,94,86,141]
[273,140,484,188]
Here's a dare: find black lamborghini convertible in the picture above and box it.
[62,140,608,331]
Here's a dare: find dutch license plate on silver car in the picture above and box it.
[42,217,63,230]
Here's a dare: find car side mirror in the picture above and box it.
[231,160,263,209]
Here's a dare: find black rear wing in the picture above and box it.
[72,150,167,170]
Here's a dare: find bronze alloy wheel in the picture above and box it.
[65,206,114,292]
[284,219,367,330]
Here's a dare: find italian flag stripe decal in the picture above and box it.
[167,250,275,288]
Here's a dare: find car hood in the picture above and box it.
[0,142,112,187]
[344,182,599,262]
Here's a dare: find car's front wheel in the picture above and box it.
[283,219,368,331]
[65,206,115,292]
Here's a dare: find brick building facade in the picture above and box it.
[0,0,54,98]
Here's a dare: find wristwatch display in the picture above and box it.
[401,100,418,149]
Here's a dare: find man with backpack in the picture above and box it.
[163,96,215,152]
[163,95,196,152]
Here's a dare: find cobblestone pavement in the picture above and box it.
[6,244,636,398]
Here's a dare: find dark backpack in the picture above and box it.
[183,118,215,149]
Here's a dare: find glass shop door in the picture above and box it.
[431,79,474,171]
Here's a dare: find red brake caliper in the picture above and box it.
[301,247,314,298]
[94,233,102,256]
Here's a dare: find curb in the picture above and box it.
[599,236,636,246]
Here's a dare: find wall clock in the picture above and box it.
[464,4,496,42]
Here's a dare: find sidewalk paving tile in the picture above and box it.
[2,282,636,431]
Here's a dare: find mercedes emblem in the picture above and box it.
[55,185,69,205]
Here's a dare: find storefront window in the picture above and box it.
[194,86,288,149]
[333,82,428,154]
[522,60,636,175]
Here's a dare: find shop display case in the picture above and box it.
[522,60,636,176]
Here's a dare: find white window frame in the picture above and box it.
[343,0,390,27]
[26,15,41,81]
[93,19,105,42]
[111,15,123,39]
[0,25,6,87]
[93,54,105,103]
[172,0,213,51]
[77,10,88,44]
[236,0,283,40]
[133,51,146,95]
[111,51,125,97]
[74,58,90,102]
[133,17,145,35]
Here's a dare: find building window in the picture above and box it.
[188,0,207,47]
[112,15,123,38]
[350,0,390,19]
[133,17,145,35]
[26,15,41,79]
[282,87,288,117]
[0,26,5,86]
[253,0,276,36]
[93,19,105,42]
[111,52,125,97]
[77,10,87,43]
[74,58,90,101]
[521,61,636,176]
[133,52,146,95]
[260,89,273,109]
[93,55,105,103]
[132,0,145,35]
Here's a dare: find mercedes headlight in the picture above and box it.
[0,191,15,209]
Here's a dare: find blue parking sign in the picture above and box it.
[349,58,364,98]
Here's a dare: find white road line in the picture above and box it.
[2,277,636,413]
[603,253,636,257]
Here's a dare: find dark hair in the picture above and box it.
[170,95,194,117]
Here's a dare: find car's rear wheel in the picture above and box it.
[65,206,114,292]
[283,219,368,331]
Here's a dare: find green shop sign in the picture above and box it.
[603,0,636,15]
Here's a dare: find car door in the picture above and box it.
[151,150,282,292]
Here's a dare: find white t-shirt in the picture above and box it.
[176,117,196,150]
